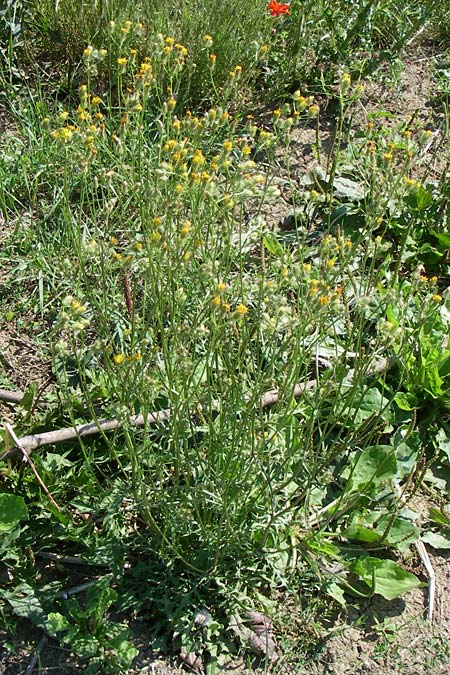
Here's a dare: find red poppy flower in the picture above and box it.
[267,0,291,16]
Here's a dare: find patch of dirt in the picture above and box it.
[259,44,448,233]
[310,549,450,675]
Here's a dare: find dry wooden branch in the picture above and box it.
[415,539,436,624]
[37,552,108,567]
[0,388,25,404]
[56,577,111,598]
[5,423,62,512]
[1,357,392,462]
[24,635,48,675]
[2,408,172,461]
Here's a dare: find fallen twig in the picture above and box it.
[5,424,62,512]
[415,539,435,624]
[24,635,48,675]
[0,388,25,404]
[56,577,110,598]
[1,357,392,462]
[37,552,108,567]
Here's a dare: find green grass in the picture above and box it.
[1,2,450,673]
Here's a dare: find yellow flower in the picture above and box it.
[339,72,351,92]
[211,295,222,307]
[432,294,442,303]
[113,353,126,364]
[180,220,191,235]
[236,303,249,316]
[217,282,227,293]
[319,295,330,306]
[192,151,205,167]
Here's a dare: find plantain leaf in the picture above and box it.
[351,557,422,600]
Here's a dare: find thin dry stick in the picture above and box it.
[5,423,62,512]
[38,552,108,567]
[1,357,392,462]
[415,539,435,624]
[24,635,48,675]
[0,388,25,404]
[56,576,111,598]
[2,408,172,460]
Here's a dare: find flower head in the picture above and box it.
[267,1,291,16]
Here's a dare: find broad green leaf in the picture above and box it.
[394,431,421,478]
[0,585,47,627]
[108,635,139,666]
[349,387,391,426]
[0,493,29,533]
[351,557,422,600]
[324,581,346,606]
[332,176,365,201]
[344,523,381,544]
[394,392,417,411]
[70,633,100,659]
[19,383,37,412]
[375,516,419,551]
[347,445,396,491]
[46,612,71,635]
[405,186,433,211]
[432,230,450,249]
[421,530,450,549]
[85,577,117,628]
[41,452,74,472]
[262,234,284,257]
[436,429,450,462]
